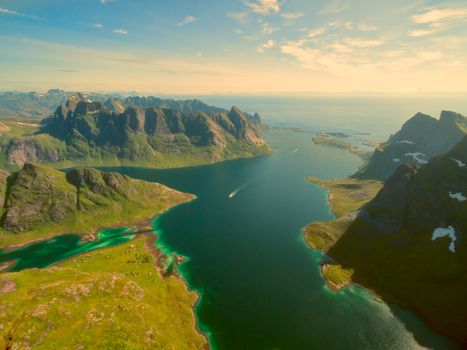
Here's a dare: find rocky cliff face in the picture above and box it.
[355,111,467,180]
[3,95,269,167]
[0,163,185,232]
[329,135,467,345]
[362,136,467,235]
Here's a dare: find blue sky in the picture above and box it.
[1,0,467,93]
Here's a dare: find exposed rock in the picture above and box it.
[355,111,467,180]
[4,98,268,167]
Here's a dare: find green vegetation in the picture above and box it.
[312,133,371,160]
[305,135,467,346]
[304,177,382,252]
[321,263,354,291]
[0,163,194,248]
[1,96,270,171]
[306,177,383,217]
[0,236,207,349]
[0,118,40,170]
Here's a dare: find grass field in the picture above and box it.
[0,236,207,349]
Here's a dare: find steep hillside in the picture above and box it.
[355,111,467,180]
[0,163,193,246]
[312,136,467,346]
[2,96,269,169]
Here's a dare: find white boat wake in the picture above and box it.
[228,147,299,199]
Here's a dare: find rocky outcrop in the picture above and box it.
[361,135,467,235]
[2,163,77,230]
[355,111,467,180]
[0,163,184,232]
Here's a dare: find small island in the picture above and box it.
[312,133,372,160]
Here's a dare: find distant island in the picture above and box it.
[304,111,467,347]
[312,132,373,160]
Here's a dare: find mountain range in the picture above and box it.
[0,89,231,119]
[1,95,269,168]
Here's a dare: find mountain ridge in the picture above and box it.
[0,89,234,119]
[355,110,467,180]
[2,95,269,169]
[310,135,467,346]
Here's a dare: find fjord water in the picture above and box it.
[0,129,457,349]
[107,130,456,349]
[0,227,135,272]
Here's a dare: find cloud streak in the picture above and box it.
[245,0,280,15]
[412,7,467,24]
[257,39,275,53]
[0,7,44,20]
[113,28,128,35]
[178,16,198,25]
[319,0,349,15]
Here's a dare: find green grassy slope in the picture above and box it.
[0,163,194,248]
[0,236,207,349]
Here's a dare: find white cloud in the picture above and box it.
[342,37,383,48]
[412,7,467,24]
[409,6,467,38]
[178,16,198,26]
[0,7,43,20]
[257,39,275,53]
[308,27,326,38]
[100,0,117,4]
[344,21,353,30]
[262,22,278,35]
[319,0,349,15]
[357,23,379,32]
[0,7,17,15]
[93,23,104,29]
[409,28,438,37]
[228,12,249,24]
[245,0,280,15]
[281,12,304,20]
[113,28,128,35]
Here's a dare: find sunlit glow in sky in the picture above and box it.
[1,0,467,93]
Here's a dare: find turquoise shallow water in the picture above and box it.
[0,227,135,272]
[0,129,459,349]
